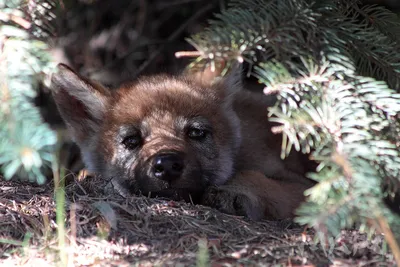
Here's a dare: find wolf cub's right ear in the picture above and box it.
[51,64,111,145]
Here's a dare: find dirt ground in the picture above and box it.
[0,176,395,266]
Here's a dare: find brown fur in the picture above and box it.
[51,64,315,220]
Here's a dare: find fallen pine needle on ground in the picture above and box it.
[0,176,396,266]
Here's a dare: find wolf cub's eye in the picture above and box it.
[122,135,142,149]
[187,127,208,140]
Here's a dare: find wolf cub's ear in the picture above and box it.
[185,61,243,97]
[217,62,242,97]
[51,64,110,145]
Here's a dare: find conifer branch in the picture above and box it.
[0,0,57,183]
[185,0,400,256]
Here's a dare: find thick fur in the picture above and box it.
[51,64,315,220]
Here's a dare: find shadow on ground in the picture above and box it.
[0,177,394,266]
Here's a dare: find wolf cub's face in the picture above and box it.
[51,65,241,202]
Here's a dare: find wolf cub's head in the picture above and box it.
[51,64,242,202]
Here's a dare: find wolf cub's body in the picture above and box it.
[51,64,314,220]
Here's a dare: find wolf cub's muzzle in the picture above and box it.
[151,152,185,182]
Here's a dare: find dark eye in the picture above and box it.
[187,127,208,140]
[122,134,142,149]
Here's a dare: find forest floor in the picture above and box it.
[0,177,395,267]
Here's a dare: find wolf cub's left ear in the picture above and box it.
[186,61,243,97]
[50,64,111,145]
[217,62,243,97]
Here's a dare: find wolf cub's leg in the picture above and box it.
[202,170,311,220]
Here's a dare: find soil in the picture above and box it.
[0,177,395,266]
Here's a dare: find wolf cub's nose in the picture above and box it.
[153,153,184,181]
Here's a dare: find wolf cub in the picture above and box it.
[51,64,314,220]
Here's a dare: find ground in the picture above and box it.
[0,176,395,266]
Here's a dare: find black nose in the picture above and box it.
[152,153,184,181]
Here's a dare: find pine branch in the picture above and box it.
[187,0,319,70]
[0,0,57,184]
[350,3,400,41]
[184,0,400,256]
[319,1,400,89]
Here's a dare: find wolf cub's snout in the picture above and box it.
[151,152,185,181]
[51,63,315,220]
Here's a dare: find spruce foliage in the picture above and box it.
[186,0,400,246]
[0,0,57,184]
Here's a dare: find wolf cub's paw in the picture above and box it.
[202,186,263,220]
